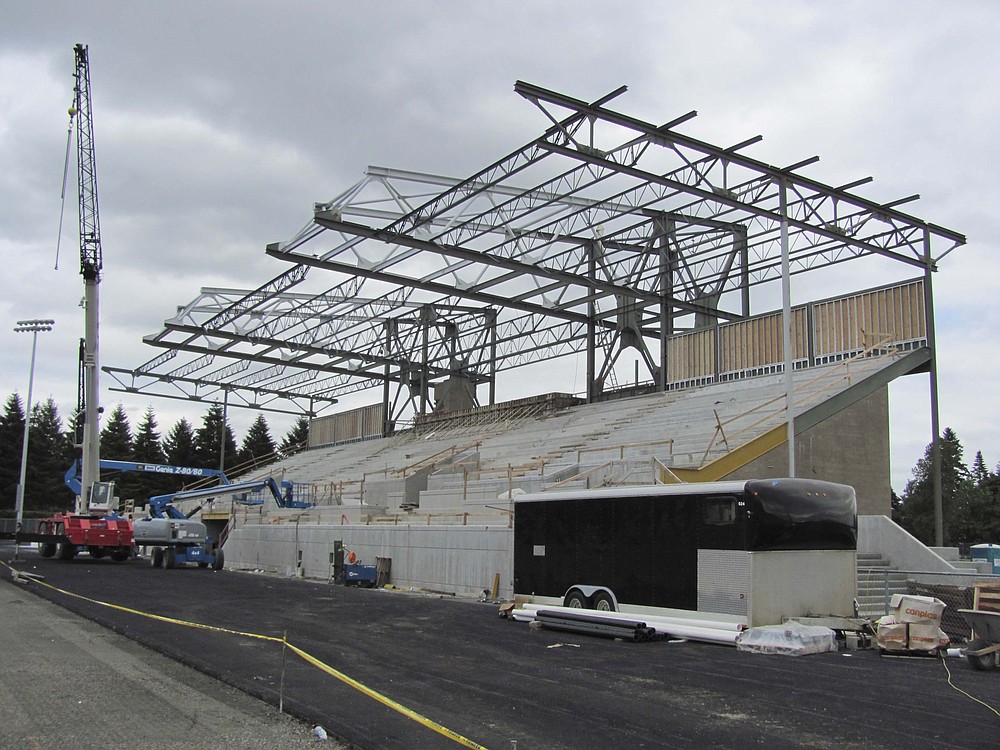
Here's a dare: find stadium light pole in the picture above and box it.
[13,319,55,534]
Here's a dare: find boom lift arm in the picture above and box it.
[63,459,228,498]
[63,458,311,511]
[137,476,298,570]
[146,476,287,518]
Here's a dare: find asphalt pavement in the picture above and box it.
[2,546,999,749]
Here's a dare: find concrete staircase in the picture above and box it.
[856,552,908,618]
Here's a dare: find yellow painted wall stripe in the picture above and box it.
[3,563,489,749]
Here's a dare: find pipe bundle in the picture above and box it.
[513,603,742,646]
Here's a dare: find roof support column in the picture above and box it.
[586,240,598,402]
[780,178,796,477]
[924,229,943,546]
[656,215,675,392]
[420,306,431,414]
[382,320,393,437]
[487,309,497,407]
[737,225,750,317]
[219,388,229,474]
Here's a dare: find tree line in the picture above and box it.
[893,427,1000,550]
[0,392,308,515]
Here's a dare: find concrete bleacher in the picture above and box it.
[234,351,900,522]
[217,348,946,596]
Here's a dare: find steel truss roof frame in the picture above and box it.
[109,82,964,423]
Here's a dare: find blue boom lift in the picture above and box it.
[64,459,228,497]
[137,475,301,570]
[63,459,314,570]
[64,459,314,510]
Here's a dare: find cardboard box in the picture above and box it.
[889,594,945,624]
[875,617,910,652]
[908,622,949,651]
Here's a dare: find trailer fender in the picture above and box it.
[563,585,618,612]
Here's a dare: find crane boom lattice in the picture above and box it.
[71,43,103,510]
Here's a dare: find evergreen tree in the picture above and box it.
[99,403,137,501]
[972,451,989,485]
[890,489,903,526]
[0,393,26,512]
[25,397,74,511]
[950,480,988,550]
[100,403,133,461]
[193,403,238,473]
[67,405,84,450]
[897,428,975,546]
[976,461,1000,544]
[163,418,197,468]
[280,415,310,457]
[131,406,171,503]
[132,407,166,463]
[239,414,277,470]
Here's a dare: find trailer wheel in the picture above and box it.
[109,547,130,562]
[593,591,616,612]
[212,548,225,571]
[57,542,77,561]
[164,547,177,569]
[564,589,589,608]
[39,543,56,558]
[87,546,107,559]
[966,639,997,671]
[150,547,164,568]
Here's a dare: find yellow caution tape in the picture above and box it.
[285,641,489,747]
[3,562,489,749]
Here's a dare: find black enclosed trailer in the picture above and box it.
[513,478,858,627]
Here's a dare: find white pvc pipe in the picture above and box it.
[647,623,738,645]
[512,607,740,645]
[521,603,746,632]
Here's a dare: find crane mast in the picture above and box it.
[71,43,102,513]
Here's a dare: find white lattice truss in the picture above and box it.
[106,82,964,424]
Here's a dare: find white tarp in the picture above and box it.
[736,621,838,656]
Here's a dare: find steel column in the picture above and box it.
[780,178,796,477]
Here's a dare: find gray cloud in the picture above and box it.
[1,1,996,491]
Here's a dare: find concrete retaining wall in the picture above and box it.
[728,388,890,516]
[226,523,514,598]
[224,511,922,606]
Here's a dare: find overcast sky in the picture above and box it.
[1,1,997,494]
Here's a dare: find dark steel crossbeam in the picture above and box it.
[537,140,932,271]
[103,365,339,406]
[202,264,311,331]
[267,245,600,326]
[312,215,733,321]
[382,84,629,238]
[515,80,965,256]
[112,81,965,422]
[162,321,492,384]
